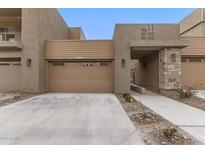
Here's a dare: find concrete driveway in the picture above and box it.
[0,93,144,145]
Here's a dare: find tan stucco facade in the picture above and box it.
[68,27,86,40]
[0,8,205,93]
[180,9,205,37]
[20,9,69,93]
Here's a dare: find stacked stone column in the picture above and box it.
[159,48,181,92]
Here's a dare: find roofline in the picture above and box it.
[115,23,179,26]
[180,36,205,38]
[56,8,69,28]
[179,8,198,24]
[45,39,113,42]
[69,27,86,39]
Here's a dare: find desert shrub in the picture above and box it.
[137,112,159,124]
[177,87,196,99]
[140,112,153,120]
[123,93,132,102]
[163,127,177,139]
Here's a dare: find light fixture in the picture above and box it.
[27,58,32,67]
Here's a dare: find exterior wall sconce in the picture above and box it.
[27,58,32,67]
[121,59,125,67]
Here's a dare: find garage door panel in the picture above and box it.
[0,64,21,92]
[182,58,205,89]
[48,62,114,92]
[50,68,112,80]
[48,80,113,93]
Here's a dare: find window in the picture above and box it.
[82,63,94,67]
[100,62,109,66]
[141,25,155,40]
[53,62,64,66]
[0,63,10,66]
[0,27,16,41]
[189,58,202,63]
[141,28,148,40]
[148,32,154,40]
[0,58,21,62]
[13,63,21,66]
[0,58,21,66]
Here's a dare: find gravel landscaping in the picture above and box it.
[166,93,205,111]
[0,93,36,107]
[116,94,201,145]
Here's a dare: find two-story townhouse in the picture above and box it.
[0,8,204,95]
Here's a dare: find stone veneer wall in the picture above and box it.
[159,48,181,91]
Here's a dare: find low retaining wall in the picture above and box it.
[131,84,146,94]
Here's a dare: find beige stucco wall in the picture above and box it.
[0,17,21,32]
[21,8,68,93]
[180,9,205,37]
[180,22,205,37]
[113,24,180,93]
[0,50,21,58]
[68,27,86,40]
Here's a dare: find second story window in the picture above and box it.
[0,27,16,41]
[140,25,155,40]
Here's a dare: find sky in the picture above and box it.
[58,8,195,39]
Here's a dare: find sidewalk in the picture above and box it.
[132,91,205,144]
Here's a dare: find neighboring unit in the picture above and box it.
[180,8,205,90]
[0,8,204,94]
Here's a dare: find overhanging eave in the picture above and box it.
[130,40,188,51]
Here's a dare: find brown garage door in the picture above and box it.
[48,61,114,92]
[181,57,205,89]
[0,58,21,92]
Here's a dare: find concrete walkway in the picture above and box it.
[196,90,205,100]
[0,93,17,101]
[0,93,144,145]
[132,91,205,144]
